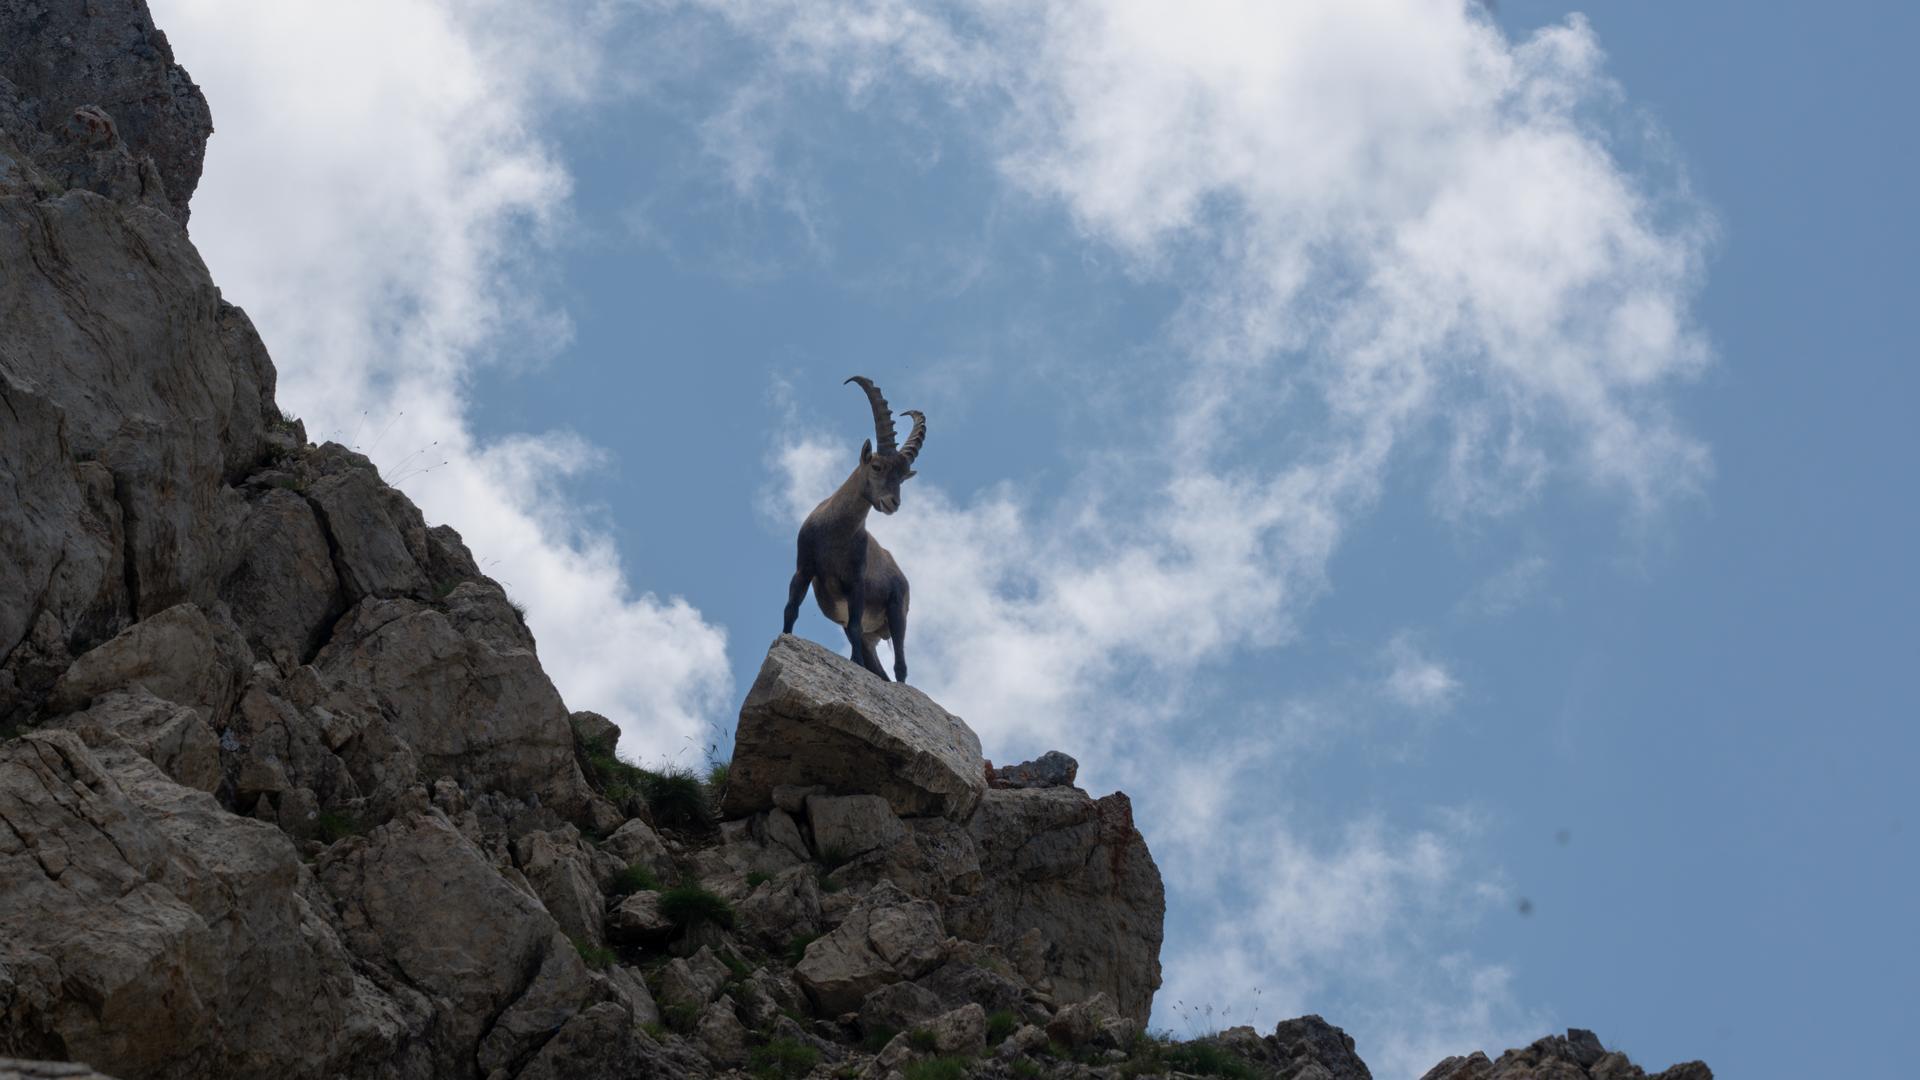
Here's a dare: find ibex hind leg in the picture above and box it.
[862,633,890,681]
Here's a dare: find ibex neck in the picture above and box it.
[814,467,873,531]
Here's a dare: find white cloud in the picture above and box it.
[1145,731,1537,1076]
[1459,554,1552,619]
[1382,634,1463,712]
[152,0,732,756]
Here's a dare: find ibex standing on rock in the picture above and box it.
[783,377,926,682]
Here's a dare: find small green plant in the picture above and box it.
[986,1010,1018,1046]
[902,1058,970,1080]
[860,1025,901,1053]
[746,870,772,889]
[1011,1062,1042,1079]
[581,745,651,806]
[658,883,735,933]
[748,1037,821,1080]
[816,844,854,871]
[570,935,615,971]
[707,759,730,792]
[641,1020,668,1041]
[643,764,713,829]
[315,810,362,844]
[815,866,843,894]
[907,1029,939,1053]
[608,863,660,898]
[662,1001,701,1033]
[720,951,754,982]
[786,932,823,966]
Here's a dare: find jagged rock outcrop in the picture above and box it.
[1420,1029,1712,1080]
[723,634,987,821]
[0,3,1715,1079]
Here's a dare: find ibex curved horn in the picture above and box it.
[900,410,926,463]
[844,376,898,456]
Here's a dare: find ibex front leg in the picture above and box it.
[886,585,909,684]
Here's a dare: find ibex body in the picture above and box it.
[783,377,925,682]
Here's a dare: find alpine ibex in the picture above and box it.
[783,376,926,682]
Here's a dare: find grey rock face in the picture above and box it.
[44,688,220,793]
[312,595,592,817]
[1418,1029,1714,1080]
[220,488,343,666]
[512,829,608,950]
[945,785,1165,1027]
[794,882,947,1015]
[723,635,985,821]
[988,750,1079,789]
[46,604,249,723]
[0,731,407,1080]
[0,0,213,223]
[317,810,593,1078]
[1265,1015,1373,1080]
[807,793,908,860]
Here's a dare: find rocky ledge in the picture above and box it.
[0,2,1713,1078]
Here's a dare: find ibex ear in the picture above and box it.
[860,439,873,463]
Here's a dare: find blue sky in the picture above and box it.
[155,1,1915,1076]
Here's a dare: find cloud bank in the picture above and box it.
[152,0,733,756]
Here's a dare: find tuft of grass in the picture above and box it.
[658,883,735,933]
[571,935,615,971]
[707,759,730,793]
[643,764,714,830]
[748,1037,821,1080]
[1160,1041,1254,1079]
[746,870,771,889]
[907,1029,938,1053]
[986,1010,1019,1046]
[1012,1062,1042,1079]
[608,863,660,898]
[662,1001,701,1033]
[860,1025,901,1053]
[786,932,823,967]
[902,1058,970,1080]
[720,951,753,982]
[814,866,842,894]
[816,844,855,871]
[315,810,362,844]
[578,747,716,831]
[507,596,529,619]
[641,1020,668,1041]
[581,745,650,807]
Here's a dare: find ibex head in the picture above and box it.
[845,376,925,515]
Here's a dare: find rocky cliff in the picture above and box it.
[0,3,1713,1078]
